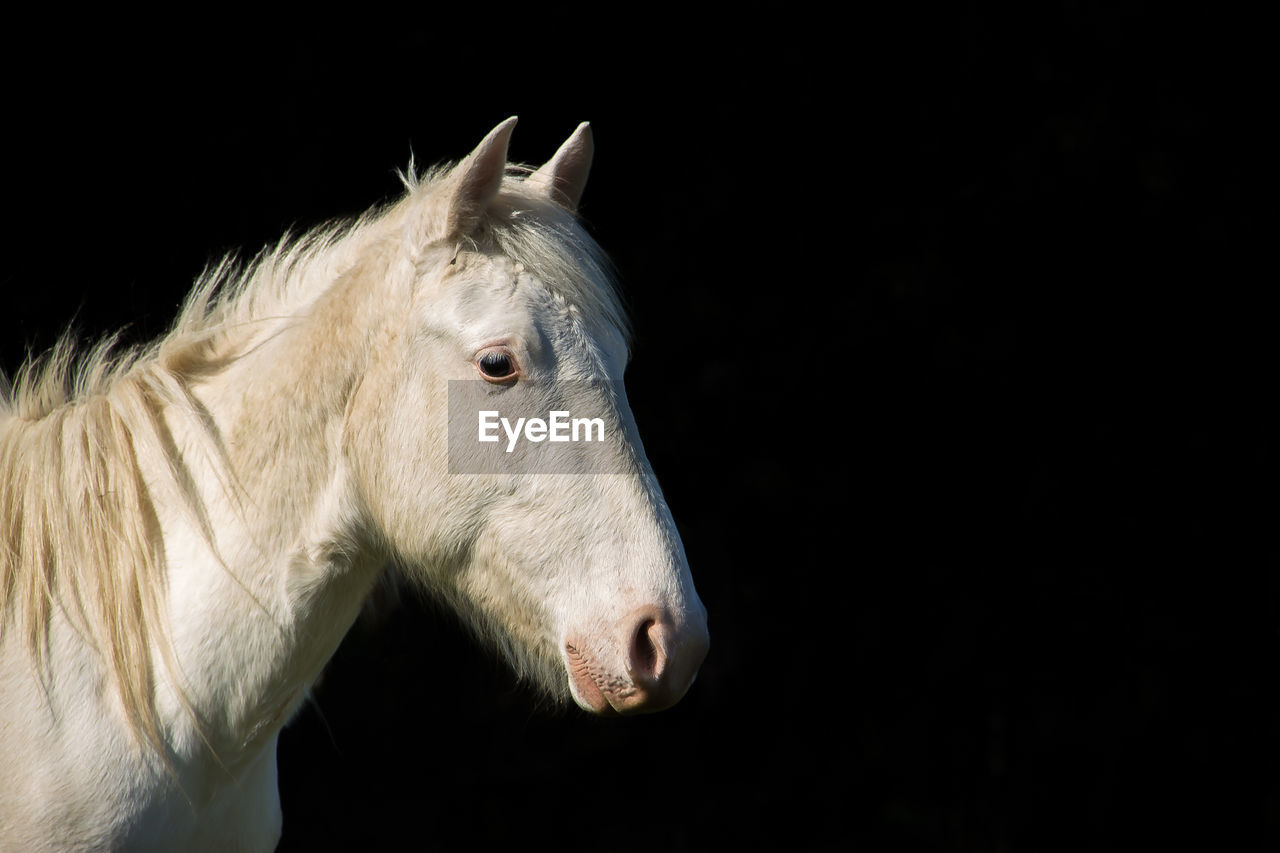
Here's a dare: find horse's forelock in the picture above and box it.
[471,177,631,347]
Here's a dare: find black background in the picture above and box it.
[2,6,1272,850]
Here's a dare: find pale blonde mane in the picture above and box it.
[0,162,628,755]
[2,340,179,756]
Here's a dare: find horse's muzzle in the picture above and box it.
[565,605,709,715]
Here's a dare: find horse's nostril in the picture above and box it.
[630,618,663,684]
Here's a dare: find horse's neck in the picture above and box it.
[153,239,396,759]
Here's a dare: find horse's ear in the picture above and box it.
[527,122,593,211]
[415,117,517,244]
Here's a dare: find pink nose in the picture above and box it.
[566,606,709,715]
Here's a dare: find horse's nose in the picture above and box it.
[564,605,709,714]
[614,605,709,714]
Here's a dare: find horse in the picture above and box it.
[0,118,709,851]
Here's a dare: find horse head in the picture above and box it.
[346,119,709,714]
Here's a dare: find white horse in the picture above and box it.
[0,119,708,851]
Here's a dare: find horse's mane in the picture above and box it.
[0,163,629,755]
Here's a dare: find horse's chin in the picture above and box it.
[566,671,621,716]
[563,660,678,717]
[564,641,616,714]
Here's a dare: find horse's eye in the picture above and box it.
[477,350,517,381]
